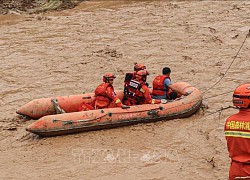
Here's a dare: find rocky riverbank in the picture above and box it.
[0,0,85,14]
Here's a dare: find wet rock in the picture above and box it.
[208,27,216,34]
[232,34,239,39]
[215,61,223,66]
[182,55,192,61]
[6,126,17,131]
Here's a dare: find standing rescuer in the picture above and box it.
[224,83,250,180]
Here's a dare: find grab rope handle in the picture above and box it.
[180,85,193,93]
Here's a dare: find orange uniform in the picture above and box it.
[124,63,147,97]
[225,109,250,180]
[94,83,122,109]
[79,72,123,111]
[152,75,173,97]
[123,79,160,106]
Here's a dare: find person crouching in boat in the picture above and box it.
[225,84,250,180]
[93,73,125,109]
[124,63,146,85]
[152,67,189,100]
[124,63,147,94]
[123,69,162,106]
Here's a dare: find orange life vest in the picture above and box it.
[152,75,171,96]
[94,83,113,108]
[123,79,145,105]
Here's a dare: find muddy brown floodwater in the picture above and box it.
[0,0,249,179]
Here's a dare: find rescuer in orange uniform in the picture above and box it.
[152,67,189,100]
[123,69,162,106]
[225,83,250,180]
[79,73,126,111]
[93,73,125,109]
[124,63,147,89]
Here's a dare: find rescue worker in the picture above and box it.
[123,69,163,106]
[224,83,250,180]
[124,63,146,87]
[93,73,125,109]
[124,63,147,98]
[79,73,127,111]
[152,67,189,100]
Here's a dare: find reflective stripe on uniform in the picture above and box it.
[152,99,155,104]
[140,88,145,93]
[115,99,121,103]
[225,130,250,139]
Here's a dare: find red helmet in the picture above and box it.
[135,69,149,76]
[135,70,149,82]
[134,63,146,72]
[233,83,250,108]
[103,73,116,82]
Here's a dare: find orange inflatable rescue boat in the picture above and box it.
[17,82,202,136]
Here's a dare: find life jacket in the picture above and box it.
[123,79,145,105]
[152,75,171,96]
[124,72,149,93]
[94,83,113,109]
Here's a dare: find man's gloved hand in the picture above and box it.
[121,105,130,109]
[160,99,168,104]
